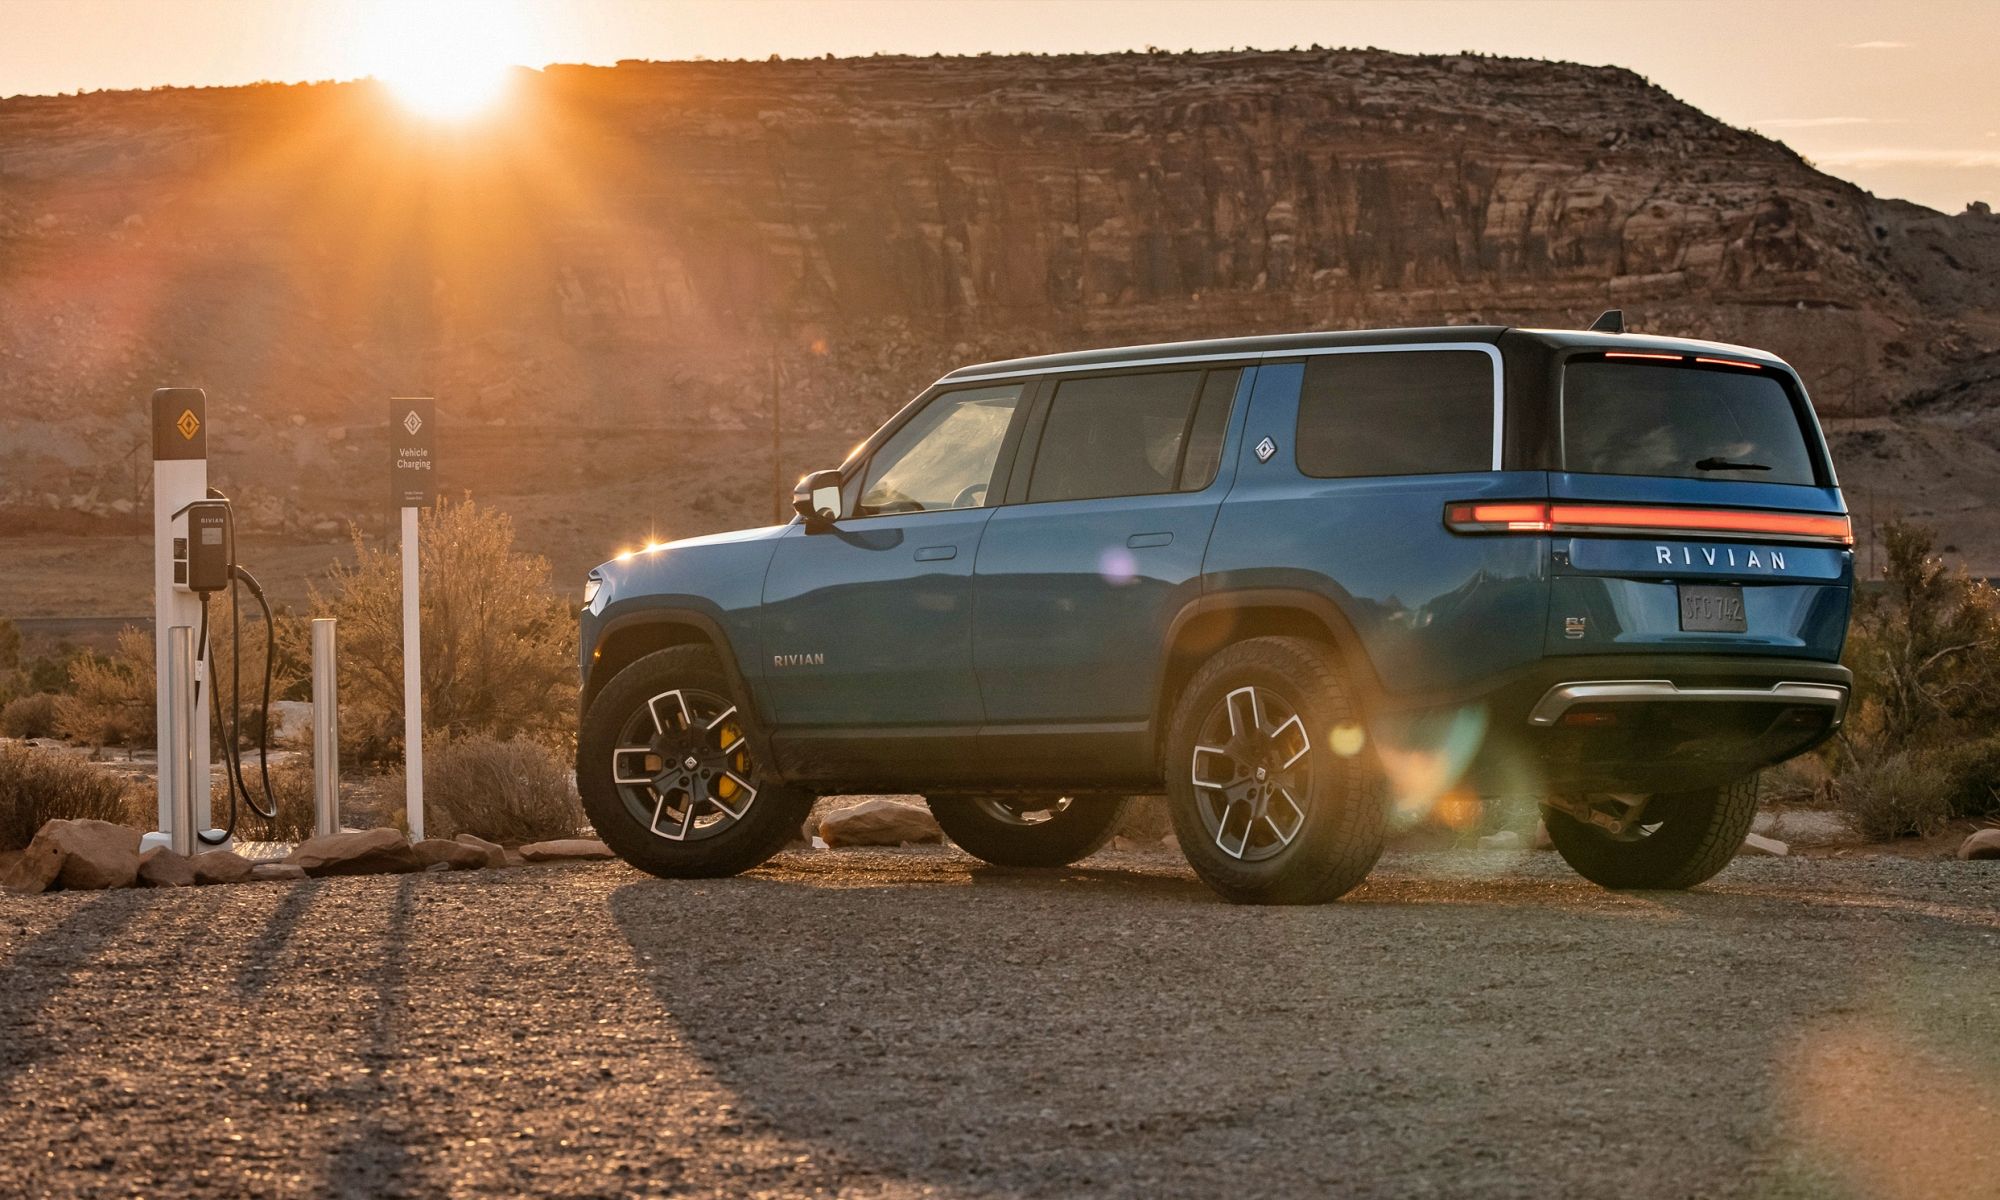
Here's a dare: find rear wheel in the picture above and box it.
[1165,637,1385,905]
[1542,774,1760,890]
[926,795,1130,867]
[578,646,813,879]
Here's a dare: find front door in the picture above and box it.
[760,381,1027,781]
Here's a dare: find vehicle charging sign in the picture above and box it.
[391,398,436,507]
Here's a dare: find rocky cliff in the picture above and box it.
[3,49,1999,580]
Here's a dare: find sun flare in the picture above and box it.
[358,0,530,121]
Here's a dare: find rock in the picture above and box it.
[413,838,488,870]
[285,827,423,876]
[267,700,314,744]
[250,862,308,882]
[137,847,196,888]
[518,838,615,862]
[1478,830,1524,850]
[1957,828,2000,861]
[818,798,944,848]
[451,833,508,868]
[0,840,64,895]
[1754,809,1852,847]
[32,818,142,890]
[191,851,256,884]
[1738,832,1789,857]
[1531,819,1553,850]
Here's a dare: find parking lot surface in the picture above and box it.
[1,847,1995,1198]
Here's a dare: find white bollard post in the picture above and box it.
[401,505,425,842]
[165,625,197,857]
[310,617,340,838]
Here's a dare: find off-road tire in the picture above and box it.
[1542,774,1761,890]
[1165,636,1385,905]
[926,796,1131,867]
[578,646,813,879]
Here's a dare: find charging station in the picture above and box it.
[145,386,318,853]
[149,388,217,849]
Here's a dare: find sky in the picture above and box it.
[1,0,1994,214]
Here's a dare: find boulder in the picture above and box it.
[0,840,64,895]
[1531,819,1553,850]
[1478,830,1525,850]
[413,838,488,870]
[818,798,944,848]
[450,834,508,869]
[250,862,308,882]
[518,838,615,862]
[137,847,196,888]
[191,851,256,884]
[34,819,142,890]
[285,827,422,876]
[1737,832,1789,857]
[1957,828,2000,861]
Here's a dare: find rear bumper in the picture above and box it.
[1456,655,1850,794]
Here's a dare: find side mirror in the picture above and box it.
[793,469,844,528]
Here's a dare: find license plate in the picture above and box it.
[1679,584,1746,633]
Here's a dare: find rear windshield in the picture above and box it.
[1563,361,1819,486]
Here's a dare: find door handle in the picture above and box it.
[1127,532,1173,549]
[914,545,957,561]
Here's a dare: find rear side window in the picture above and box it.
[1027,368,1241,503]
[1295,350,1494,478]
[1563,362,1817,486]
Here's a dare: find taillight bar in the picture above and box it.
[1444,501,1852,545]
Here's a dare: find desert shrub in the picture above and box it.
[1,692,61,739]
[300,498,577,763]
[0,742,135,850]
[55,627,155,748]
[1841,520,2000,760]
[223,757,322,843]
[1835,746,1960,840]
[400,734,583,843]
[1932,735,2000,820]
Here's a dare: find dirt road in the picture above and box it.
[1,847,1994,1198]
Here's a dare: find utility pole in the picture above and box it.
[770,345,783,524]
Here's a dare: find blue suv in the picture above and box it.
[577,319,1852,904]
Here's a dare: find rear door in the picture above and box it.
[970,365,1245,779]
[1545,353,1851,659]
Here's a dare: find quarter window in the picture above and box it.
[1026,368,1242,503]
[855,384,1023,517]
[1294,350,1494,478]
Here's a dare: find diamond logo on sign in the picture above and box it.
[176,409,201,441]
[1254,436,1277,463]
[403,410,424,436]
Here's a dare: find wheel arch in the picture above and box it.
[1154,590,1383,756]
[584,610,760,723]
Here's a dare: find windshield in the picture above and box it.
[1562,360,1819,486]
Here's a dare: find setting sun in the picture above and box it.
[358,0,530,120]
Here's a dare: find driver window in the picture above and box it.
[855,384,1023,517]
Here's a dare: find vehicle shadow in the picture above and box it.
[606,853,2000,1197]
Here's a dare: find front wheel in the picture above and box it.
[1165,637,1385,905]
[926,796,1130,867]
[1542,774,1760,890]
[578,646,814,879]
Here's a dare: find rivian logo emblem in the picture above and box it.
[176,409,201,440]
[403,410,424,436]
[772,653,825,668]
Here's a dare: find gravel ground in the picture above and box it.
[1,847,1995,1199]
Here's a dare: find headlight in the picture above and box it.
[582,572,602,607]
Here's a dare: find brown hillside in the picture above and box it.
[3,49,1999,612]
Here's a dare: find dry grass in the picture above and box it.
[0,742,134,850]
[392,735,583,844]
